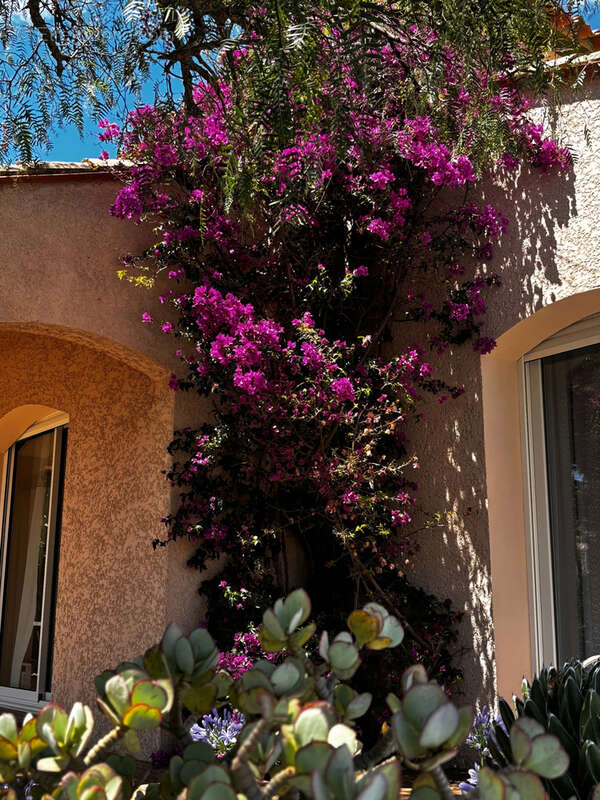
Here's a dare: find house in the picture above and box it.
[0,163,205,715]
[2,61,600,720]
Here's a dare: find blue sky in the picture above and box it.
[42,7,600,162]
[587,9,600,27]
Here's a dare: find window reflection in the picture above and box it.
[543,342,600,661]
[0,431,53,690]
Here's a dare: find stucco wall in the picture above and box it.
[407,75,600,706]
[0,174,206,715]
[0,332,186,711]
[0,175,173,376]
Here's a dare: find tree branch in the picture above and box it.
[27,0,65,75]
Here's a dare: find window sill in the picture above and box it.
[0,687,50,715]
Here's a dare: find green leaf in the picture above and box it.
[476,767,509,800]
[444,706,472,748]
[271,660,302,695]
[368,760,401,800]
[180,681,218,715]
[419,703,459,749]
[131,681,169,711]
[324,744,354,800]
[282,589,311,632]
[183,741,215,764]
[175,637,195,674]
[79,787,108,800]
[189,629,217,662]
[0,738,17,761]
[347,610,379,647]
[354,772,387,800]
[327,724,359,755]
[143,647,171,681]
[263,609,286,641]
[523,734,569,778]
[403,684,447,730]
[96,699,121,727]
[295,741,334,775]
[187,766,230,797]
[288,622,316,650]
[122,704,162,730]
[162,623,184,660]
[391,710,423,761]
[504,769,547,800]
[328,641,359,674]
[380,615,404,648]
[0,716,17,745]
[294,705,332,746]
[122,729,141,756]
[105,676,131,717]
[346,693,372,720]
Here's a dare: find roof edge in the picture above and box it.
[0,158,130,181]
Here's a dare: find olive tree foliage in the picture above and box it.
[0,0,597,162]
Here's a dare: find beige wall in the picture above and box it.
[0,332,174,710]
[0,176,174,375]
[408,76,600,706]
[0,174,204,715]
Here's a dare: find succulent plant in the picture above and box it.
[0,589,571,800]
[479,659,600,799]
[388,665,472,771]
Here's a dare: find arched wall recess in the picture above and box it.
[0,405,69,454]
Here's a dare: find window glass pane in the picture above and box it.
[543,342,600,661]
[0,431,54,690]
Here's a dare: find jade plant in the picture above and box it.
[0,590,575,800]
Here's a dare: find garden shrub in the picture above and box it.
[0,589,574,800]
[463,659,600,799]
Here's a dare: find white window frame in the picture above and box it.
[0,411,68,713]
[521,313,600,670]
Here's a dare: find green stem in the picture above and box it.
[231,718,269,800]
[353,732,397,770]
[263,766,296,798]
[429,764,455,800]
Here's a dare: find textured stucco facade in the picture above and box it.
[2,74,600,717]
[407,75,600,705]
[0,171,203,715]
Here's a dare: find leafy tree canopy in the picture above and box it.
[0,0,597,162]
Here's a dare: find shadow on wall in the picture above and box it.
[403,117,585,708]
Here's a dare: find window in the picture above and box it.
[524,314,600,667]
[0,412,67,712]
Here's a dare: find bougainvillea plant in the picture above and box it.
[104,0,571,709]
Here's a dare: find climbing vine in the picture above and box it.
[106,0,570,700]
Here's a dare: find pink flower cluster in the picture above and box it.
[108,7,572,667]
